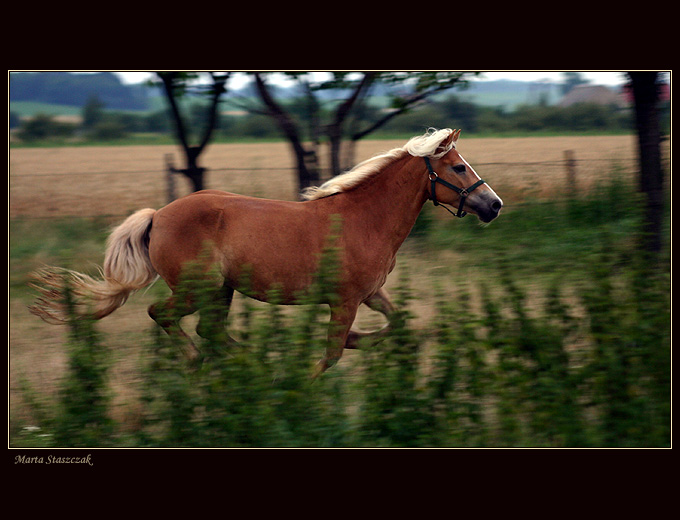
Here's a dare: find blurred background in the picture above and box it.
[9,71,670,448]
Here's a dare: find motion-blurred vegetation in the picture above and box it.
[11,95,647,146]
[11,174,670,447]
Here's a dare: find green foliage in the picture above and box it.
[82,96,105,129]
[18,114,76,142]
[379,96,632,137]
[356,268,434,447]
[478,263,589,446]
[52,283,114,447]
[137,241,350,447]
[14,189,669,447]
[12,88,636,147]
[429,171,645,279]
[580,245,670,446]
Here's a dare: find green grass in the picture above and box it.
[9,217,110,297]
[421,172,651,283]
[11,200,670,446]
[9,171,670,447]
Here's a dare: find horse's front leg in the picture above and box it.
[345,287,396,349]
[312,303,359,378]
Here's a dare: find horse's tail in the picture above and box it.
[29,208,157,324]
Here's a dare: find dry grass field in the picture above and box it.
[9,135,646,434]
[9,135,639,218]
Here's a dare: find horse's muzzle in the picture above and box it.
[473,193,503,223]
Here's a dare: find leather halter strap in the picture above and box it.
[424,157,485,218]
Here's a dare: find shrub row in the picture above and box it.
[15,238,669,447]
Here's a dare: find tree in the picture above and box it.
[18,114,74,141]
[252,73,322,193]
[560,72,590,95]
[325,73,377,179]
[350,72,474,139]
[249,72,379,191]
[246,72,474,194]
[156,72,230,192]
[627,72,664,254]
[82,95,105,130]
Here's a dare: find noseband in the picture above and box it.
[424,157,486,218]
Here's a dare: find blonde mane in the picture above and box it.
[301,128,458,201]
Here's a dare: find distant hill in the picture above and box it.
[10,72,150,111]
[223,77,564,110]
[453,79,562,109]
[9,72,567,118]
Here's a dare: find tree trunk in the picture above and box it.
[326,73,375,177]
[328,126,344,178]
[158,72,228,194]
[629,72,664,253]
[253,73,319,195]
[184,147,206,192]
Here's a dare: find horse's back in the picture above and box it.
[148,192,232,285]
[151,190,238,243]
[149,190,327,293]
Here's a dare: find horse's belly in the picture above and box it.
[219,207,328,303]
[225,252,318,304]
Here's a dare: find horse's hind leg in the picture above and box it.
[148,294,200,363]
[345,287,396,349]
[196,283,239,347]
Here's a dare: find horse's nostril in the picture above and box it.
[491,199,502,212]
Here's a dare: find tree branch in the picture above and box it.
[332,72,376,127]
[351,84,451,141]
[223,94,270,116]
[197,72,230,152]
[253,73,304,149]
[157,72,190,153]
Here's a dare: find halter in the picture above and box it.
[424,157,486,218]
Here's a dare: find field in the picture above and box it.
[9,135,638,218]
[10,135,669,446]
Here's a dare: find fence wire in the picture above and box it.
[9,158,637,220]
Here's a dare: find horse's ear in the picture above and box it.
[436,129,458,154]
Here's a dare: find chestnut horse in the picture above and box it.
[30,128,502,376]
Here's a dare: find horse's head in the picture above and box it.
[424,129,503,223]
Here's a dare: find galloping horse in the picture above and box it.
[30,128,502,376]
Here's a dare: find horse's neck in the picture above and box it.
[340,155,428,251]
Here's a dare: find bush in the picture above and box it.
[16,206,669,447]
[18,114,75,142]
[90,120,127,141]
[47,283,114,447]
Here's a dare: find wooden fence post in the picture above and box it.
[564,150,577,196]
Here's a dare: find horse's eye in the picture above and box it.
[452,164,466,174]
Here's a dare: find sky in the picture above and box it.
[474,71,627,85]
[114,71,631,87]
